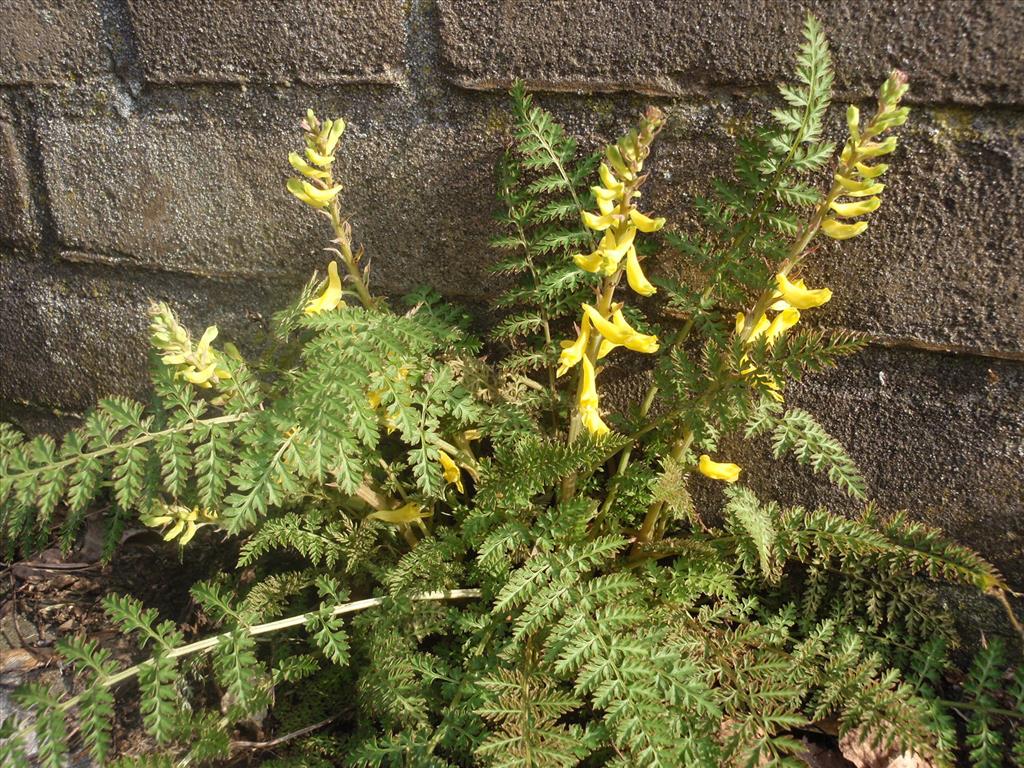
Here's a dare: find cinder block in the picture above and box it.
[738,345,1024,584]
[0,121,35,247]
[0,0,107,85]
[0,257,282,411]
[127,0,407,84]
[437,0,1024,105]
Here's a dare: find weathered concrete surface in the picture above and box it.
[0,256,283,412]
[0,120,35,247]
[438,0,1024,105]
[0,0,107,85]
[127,0,408,85]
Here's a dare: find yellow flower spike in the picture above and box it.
[288,152,331,180]
[775,273,832,309]
[766,308,801,345]
[821,218,869,240]
[856,161,888,179]
[304,146,336,167]
[698,454,742,483]
[304,260,345,315]
[438,450,464,493]
[830,197,882,218]
[625,246,656,297]
[573,250,604,273]
[582,210,617,231]
[629,209,666,233]
[557,316,591,377]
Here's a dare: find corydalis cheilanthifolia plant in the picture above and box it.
[2,15,1023,768]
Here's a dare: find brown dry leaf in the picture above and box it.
[0,647,44,675]
[839,729,934,768]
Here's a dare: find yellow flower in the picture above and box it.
[287,178,343,209]
[598,163,624,195]
[577,356,609,436]
[821,218,869,240]
[438,450,464,493]
[698,455,742,483]
[625,247,656,296]
[834,174,884,197]
[142,504,217,546]
[582,304,659,354]
[774,274,832,309]
[557,315,591,377]
[829,197,881,217]
[367,389,382,409]
[304,261,345,315]
[573,250,604,273]
[288,152,331,180]
[628,209,665,233]
[582,210,616,231]
[765,308,800,345]
[580,403,610,436]
[735,312,770,341]
[855,161,888,179]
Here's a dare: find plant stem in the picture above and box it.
[49,590,482,723]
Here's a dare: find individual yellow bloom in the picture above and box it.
[438,450,464,493]
[830,197,881,217]
[580,403,610,436]
[304,146,336,167]
[288,152,331,180]
[578,355,599,409]
[367,389,382,409]
[557,316,591,377]
[821,218,869,240]
[592,185,620,204]
[323,118,346,155]
[596,196,616,216]
[857,135,898,159]
[834,174,884,197]
[628,209,665,233]
[304,261,345,315]
[775,274,832,309]
[581,304,659,354]
[598,163,624,195]
[698,454,742,483]
[582,210,616,231]
[625,246,656,296]
[765,308,800,345]
[182,361,218,387]
[287,178,343,209]
[367,502,431,524]
[573,250,604,273]
[735,312,770,341]
[855,161,888,179]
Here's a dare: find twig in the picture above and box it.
[230,715,339,751]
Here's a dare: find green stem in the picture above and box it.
[3,413,247,482]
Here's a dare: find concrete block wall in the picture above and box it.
[0,1,1021,582]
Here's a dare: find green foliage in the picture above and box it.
[1,15,1020,768]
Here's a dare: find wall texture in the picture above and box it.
[0,1,1021,583]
